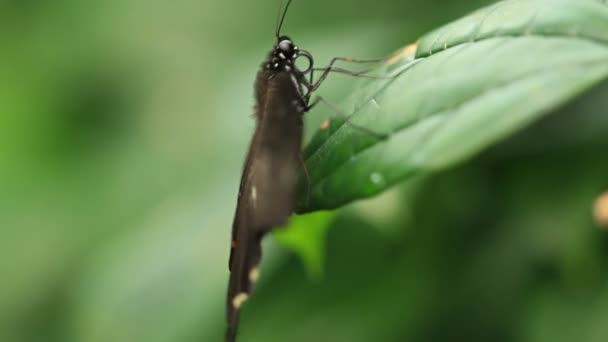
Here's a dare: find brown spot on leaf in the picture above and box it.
[320,119,330,130]
[594,192,608,228]
[387,42,418,64]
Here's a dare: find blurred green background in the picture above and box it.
[2,0,608,341]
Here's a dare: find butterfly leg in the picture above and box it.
[308,56,386,92]
[310,95,388,139]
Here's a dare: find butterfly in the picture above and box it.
[225,1,315,340]
[225,2,386,340]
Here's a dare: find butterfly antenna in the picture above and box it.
[275,0,294,38]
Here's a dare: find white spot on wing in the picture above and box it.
[249,267,260,283]
[232,293,249,309]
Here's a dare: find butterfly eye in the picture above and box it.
[278,39,292,53]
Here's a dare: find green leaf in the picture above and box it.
[297,0,608,213]
[273,211,336,278]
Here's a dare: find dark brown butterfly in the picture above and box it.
[226,1,384,340]
[225,1,314,340]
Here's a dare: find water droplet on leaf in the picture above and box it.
[370,172,385,185]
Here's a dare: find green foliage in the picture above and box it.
[273,211,336,278]
[299,0,608,212]
[1,0,608,342]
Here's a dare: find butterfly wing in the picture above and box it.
[226,70,306,341]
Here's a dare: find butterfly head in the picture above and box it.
[267,36,313,74]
